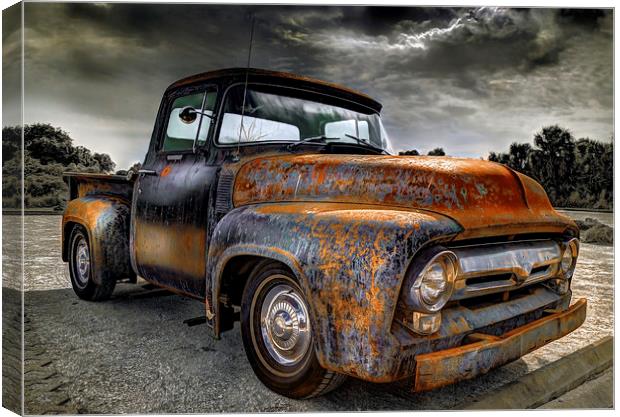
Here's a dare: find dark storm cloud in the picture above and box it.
[6,3,613,168]
[2,3,22,126]
[269,7,605,83]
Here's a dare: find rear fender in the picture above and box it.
[206,202,462,381]
[62,196,134,284]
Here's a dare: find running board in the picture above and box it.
[183,316,207,327]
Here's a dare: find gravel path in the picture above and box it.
[2,214,613,413]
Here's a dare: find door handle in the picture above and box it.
[138,169,158,176]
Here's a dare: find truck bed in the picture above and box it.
[63,172,134,202]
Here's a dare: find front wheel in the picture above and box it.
[68,225,115,301]
[241,261,346,399]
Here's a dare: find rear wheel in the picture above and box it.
[68,225,115,301]
[241,261,346,399]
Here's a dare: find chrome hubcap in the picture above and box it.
[74,237,90,289]
[260,281,311,366]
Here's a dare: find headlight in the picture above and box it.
[409,249,457,313]
[560,249,572,272]
[420,263,449,305]
[561,238,579,277]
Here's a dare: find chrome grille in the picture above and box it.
[450,240,562,300]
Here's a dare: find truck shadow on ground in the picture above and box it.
[22,284,531,413]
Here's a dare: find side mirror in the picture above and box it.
[179,106,198,124]
[125,169,137,182]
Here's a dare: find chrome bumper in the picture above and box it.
[413,298,587,392]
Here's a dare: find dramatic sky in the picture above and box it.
[3,3,614,169]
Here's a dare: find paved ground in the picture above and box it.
[541,367,614,409]
[13,286,561,413]
[2,288,22,414]
[1,214,614,413]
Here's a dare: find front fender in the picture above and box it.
[207,202,462,381]
[63,196,134,284]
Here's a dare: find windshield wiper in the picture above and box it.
[286,134,388,154]
[344,134,389,154]
[286,135,338,151]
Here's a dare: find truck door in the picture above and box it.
[131,86,218,298]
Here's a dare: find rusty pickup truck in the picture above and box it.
[62,68,586,399]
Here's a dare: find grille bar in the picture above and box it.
[451,240,562,300]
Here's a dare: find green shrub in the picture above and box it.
[2,123,117,209]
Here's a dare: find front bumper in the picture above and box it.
[413,298,587,392]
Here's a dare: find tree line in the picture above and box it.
[399,147,446,156]
[2,124,116,209]
[399,125,612,210]
[488,125,612,209]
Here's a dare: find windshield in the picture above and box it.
[218,84,394,153]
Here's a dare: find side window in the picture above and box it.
[162,89,217,152]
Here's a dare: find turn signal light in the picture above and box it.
[412,311,441,335]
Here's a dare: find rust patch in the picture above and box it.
[160,165,172,177]
[206,202,462,381]
[232,154,577,238]
[133,220,206,279]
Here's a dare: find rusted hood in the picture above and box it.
[233,154,575,237]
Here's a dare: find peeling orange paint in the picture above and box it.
[160,165,172,177]
[233,154,577,239]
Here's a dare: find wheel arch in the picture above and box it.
[62,196,135,284]
[210,244,309,336]
[205,203,463,381]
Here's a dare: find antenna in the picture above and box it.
[234,14,255,162]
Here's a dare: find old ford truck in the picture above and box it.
[62,68,586,399]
